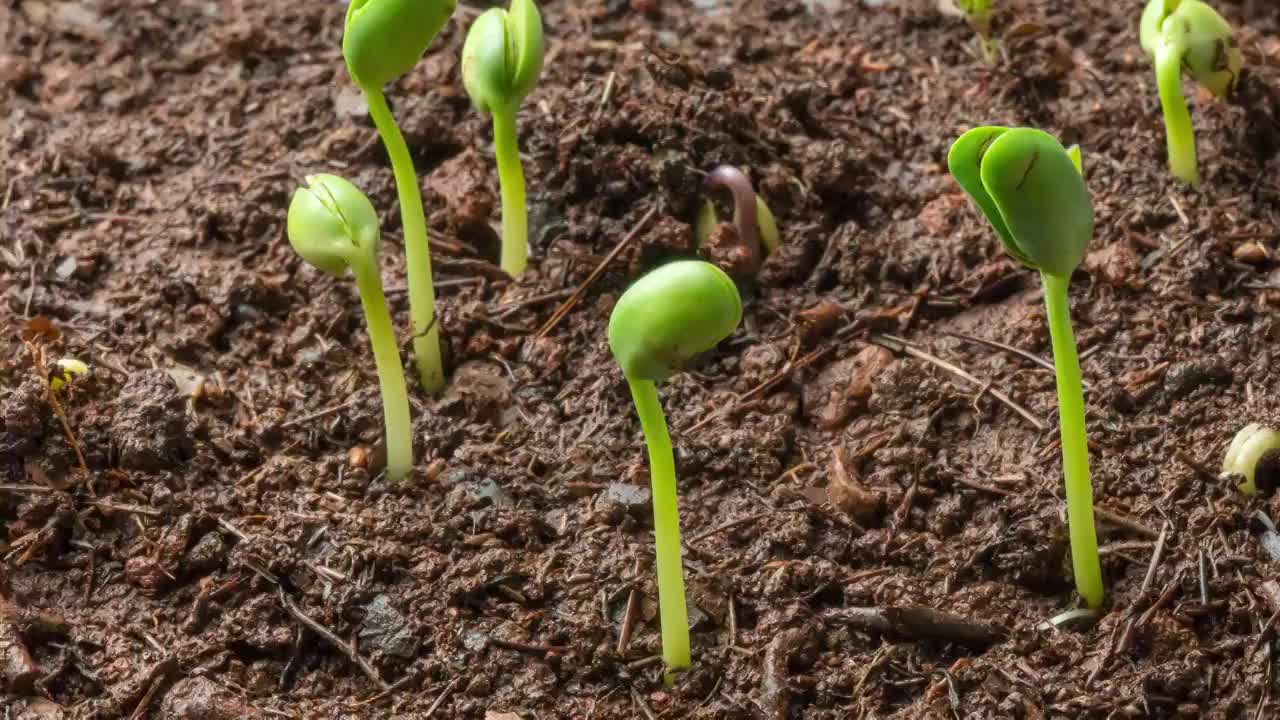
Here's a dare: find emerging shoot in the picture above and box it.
[1139,0,1242,187]
[948,126,1104,608]
[461,0,545,277]
[1221,424,1280,495]
[343,0,456,392]
[694,166,781,275]
[287,174,413,482]
[955,0,999,63]
[48,357,90,392]
[608,260,742,674]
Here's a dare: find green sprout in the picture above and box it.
[1139,0,1242,187]
[1221,424,1280,495]
[343,0,456,393]
[287,174,413,482]
[955,0,999,63]
[948,126,1103,608]
[461,0,545,277]
[693,166,780,275]
[607,260,743,674]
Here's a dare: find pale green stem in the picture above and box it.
[1041,271,1104,609]
[627,377,691,673]
[351,259,413,482]
[361,86,445,393]
[1154,45,1199,187]
[492,105,528,276]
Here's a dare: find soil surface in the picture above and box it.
[5,0,1280,717]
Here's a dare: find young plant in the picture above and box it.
[343,0,456,393]
[693,166,781,275]
[1221,424,1280,495]
[955,0,998,63]
[1139,0,1242,187]
[608,260,742,673]
[461,0,545,277]
[288,174,413,482]
[948,126,1104,608]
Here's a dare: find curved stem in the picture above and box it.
[626,377,690,673]
[361,86,445,393]
[1041,271,1104,609]
[705,166,762,274]
[1154,44,1198,187]
[351,259,413,482]
[492,106,528,277]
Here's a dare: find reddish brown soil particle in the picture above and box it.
[4,0,1280,717]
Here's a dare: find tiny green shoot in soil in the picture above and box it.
[287,174,413,482]
[694,165,781,275]
[1221,423,1280,496]
[462,0,545,277]
[955,0,998,63]
[948,126,1104,609]
[1139,0,1241,187]
[343,0,455,393]
[48,357,90,392]
[608,260,743,674]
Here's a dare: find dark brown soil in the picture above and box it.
[4,0,1280,717]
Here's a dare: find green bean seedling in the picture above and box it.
[955,0,998,62]
[948,126,1104,608]
[608,260,742,674]
[694,166,780,276]
[462,0,545,277]
[343,0,455,392]
[287,174,413,482]
[1221,424,1280,495]
[1139,0,1241,187]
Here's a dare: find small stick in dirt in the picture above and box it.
[1198,548,1210,605]
[1142,524,1170,593]
[424,677,462,718]
[685,512,771,546]
[944,330,1085,386]
[1175,450,1217,481]
[126,657,177,720]
[617,558,641,654]
[823,606,1005,647]
[277,588,389,690]
[686,345,831,435]
[1094,506,1159,539]
[280,398,363,430]
[89,500,162,518]
[873,334,1045,431]
[537,206,657,338]
[355,670,421,707]
[487,636,570,656]
[631,687,660,720]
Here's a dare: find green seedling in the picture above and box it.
[461,0,545,277]
[955,0,999,63]
[694,166,781,275]
[1139,0,1241,187]
[948,126,1103,608]
[48,357,90,392]
[288,174,413,482]
[608,260,742,674]
[1222,424,1280,495]
[343,0,456,393]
